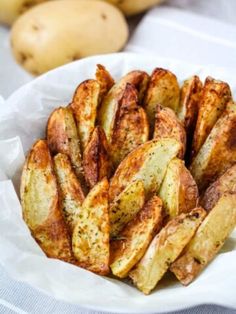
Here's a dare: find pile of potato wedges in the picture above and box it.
[20,64,236,294]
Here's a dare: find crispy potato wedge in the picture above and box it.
[109,138,181,202]
[95,64,114,102]
[110,180,145,238]
[144,68,180,128]
[110,83,149,167]
[72,178,110,275]
[190,101,236,191]
[191,77,232,158]
[170,193,236,285]
[83,126,111,188]
[129,207,206,294]
[71,79,100,151]
[54,153,85,233]
[153,105,186,158]
[110,196,164,278]
[159,158,198,218]
[20,140,73,262]
[47,107,84,183]
[201,164,236,211]
[98,70,149,142]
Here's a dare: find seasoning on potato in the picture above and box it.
[10,0,129,75]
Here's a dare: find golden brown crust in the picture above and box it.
[191,77,232,159]
[110,196,164,278]
[153,105,186,158]
[83,126,111,188]
[95,64,115,102]
[20,140,74,263]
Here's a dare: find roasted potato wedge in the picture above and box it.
[47,107,83,183]
[54,153,85,233]
[191,77,232,158]
[190,101,236,191]
[201,164,236,211]
[110,180,145,238]
[144,68,180,129]
[153,105,186,158]
[95,64,114,102]
[110,196,164,278]
[109,138,181,202]
[109,83,149,167]
[159,158,198,218]
[129,207,206,294]
[83,126,111,188]
[71,79,100,151]
[20,140,73,262]
[98,70,149,142]
[72,178,110,275]
[170,193,236,285]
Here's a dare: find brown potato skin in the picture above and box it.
[83,126,111,188]
[20,140,74,263]
[191,77,232,159]
[153,105,186,159]
[95,64,114,102]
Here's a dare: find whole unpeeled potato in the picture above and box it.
[10,0,128,75]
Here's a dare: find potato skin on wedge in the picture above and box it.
[110,180,145,238]
[83,126,111,188]
[190,101,236,191]
[72,178,110,275]
[191,77,232,159]
[159,158,198,218]
[110,196,164,278]
[54,153,85,233]
[153,105,186,158]
[144,68,180,128]
[109,138,181,202]
[95,64,114,102]
[129,207,206,294]
[170,193,236,285]
[20,140,73,262]
[71,79,100,151]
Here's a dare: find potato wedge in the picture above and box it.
[129,207,206,294]
[110,180,145,238]
[201,164,236,212]
[83,126,111,188]
[144,68,180,128]
[170,193,236,285]
[153,105,186,158]
[47,107,83,183]
[95,64,114,102]
[191,77,232,158]
[109,138,181,202]
[71,79,100,151]
[20,140,73,262]
[159,158,198,218]
[110,83,149,167]
[190,101,236,191]
[54,153,85,233]
[110,196,164,278]
[72,178,110,275]
[98,70,149,142]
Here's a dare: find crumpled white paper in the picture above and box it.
[0,52,235,313]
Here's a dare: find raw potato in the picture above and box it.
[54,153,85,234]
[109,138,181,202]
[10,0,129,75]
[110,196,164,278]
[20,140,74,262]
[153,105,186,158]
[159,158,198,218]
[0,0,47,26]
[72,178,110,275]
[129,207,206,294]
[170,193,236,285]
[95,64,114,102]
[110,180,145,238]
